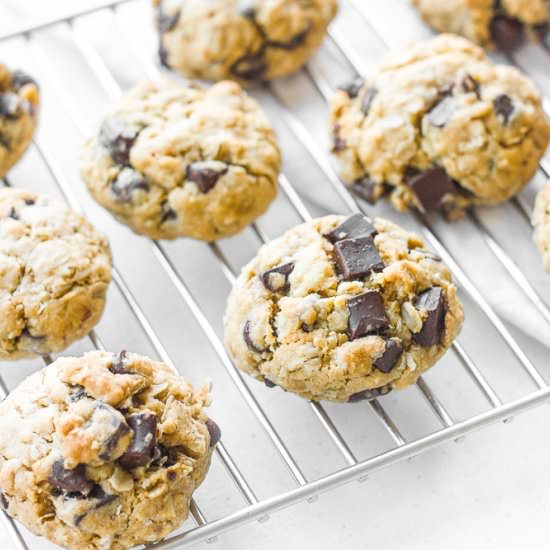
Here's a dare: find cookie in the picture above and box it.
[533,180,550,271]
[0,350,218,550]
[0,188,112,360]
[81,79,280,241]
[0,64,39,178]
[154,0,338,83]
[330,34,550,221]
[223,213,464,402]
[412,0,549,51]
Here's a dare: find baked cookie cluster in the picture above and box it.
[330,35,550,220]
[224,214,464,402]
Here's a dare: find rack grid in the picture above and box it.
[1,0,550,548]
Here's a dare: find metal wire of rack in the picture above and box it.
[0,0,550,548]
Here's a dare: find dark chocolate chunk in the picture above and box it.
[348,385,392,402]
[238,0,256,19]
[69,385,88,402]
[338,78,364,99]
[428,96,457,128]
[260,262,295,293]
[373,338,403,373]
[0,93,22,119]
[99,118,141,166]
[332,124,346,152]
[334,236,384,281]
[109,350,131,375]
[206,418,221,447]
[10,70,37,91]
[157,6,180,32]
[324,213,377,244]
[405,166,457,213]
[347,291,390,340]
[159,42,171,68]
[111,168,149,202]
[49,461,93,496]
[243,320,266,353]
[119,413,158,469]
[7,207,18,220]
[151,444,181,468]
[160,202,177,224]
[490,15,524,51]
[24,198,35,206]
[413,287,447,347]
[74,486,117,526]
[0,491,8,510]
[98,405,131,461]
[263,378,276,388]
[230,52,267,81]
[268,26,310,50]
[462,74,481,98]
[351,178,390,204]
[493,94,514,124]
[186,162,228,193]
[361,87,378,116]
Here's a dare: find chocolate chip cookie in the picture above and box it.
[533,180,550,271]
[81,79,280,241]
[0,188,112,360]
[154,0,338,83]
[0,64,39,178]
[412,0,549,51]
[0,350,219,549]
[330,34,550,221]
[224,214,464,402]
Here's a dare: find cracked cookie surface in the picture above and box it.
[0,350,219,550]
[81,79,280,241]
[154,0,338,83]
[0,63,39,178]
[0,188,112,360]
[533,180,550,271]
[330,34,550,221]
[412,0,549,50]
[223,214,464,402]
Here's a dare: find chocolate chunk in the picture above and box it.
[74,486,117,526]
[160,202,177,224]
[119,413,158,469]
[243,320,266,353]
[268,27,310,50]
[186,162,228,193]
[24,198,35,206]
[334,236,384,281]
[324,213,377,243]
[238,0,256,19]
[428,96,457,128]
[69,385,88,402]
[348,385,392,402]
[109,350,131,375]
[260,262,295,293]
[493,94,514,124]
[98,405,131,461]
[338,78,364,99]
[413,287,447,347]
[10,70,37,91]
[230,52,267,81]
[462,74,481,98]
[263,378,276,388]
[332,124,346,152]
[111,168,149,202]
[361,87,378,116]
[157,6,180,32]
[151,444,180,468]
[351,178,390,204]
[0,491,8,510]
[99,118,141,166]
[405,166,457,213]
[490,15,524,51]
[373,339,403,373]
[7,207,18,220]
[0,93,22,119]
[49,461,93,496]
[347,291,390,340]
[206,418,221,447]
[159,42,171,68]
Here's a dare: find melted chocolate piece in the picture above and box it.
[324,213,377,244]
[490,15,524,51]
[373,339,403,373]
[413,287,447,347]
[348,385,392,402]
[98,405,131,461]
[0,93,22,119]
[428,96,457,128]
[119,413,158,469]
[160,202,177,224]
[99,118,141,166]
[111,168,149,202]
[462,74,481,98]
[49,461,93,496]
[263,378,276,388]
[206,418,221,447]
[334,236,384,281]
[74,486,117,526]
[338,78,364,99]
[260,262,295,293]
[186,163,228,193]
[10,70,37,91]
[69,385,88,402]
[405,166,457,213]
[268,27,310,50]
[243,320,266,353]
[347,291,390,340]
[109,350,131,375]
[230,52,268,81]
[361,87,378,116]
[493,94,514,124]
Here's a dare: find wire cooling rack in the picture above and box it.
[1,0,550,548]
